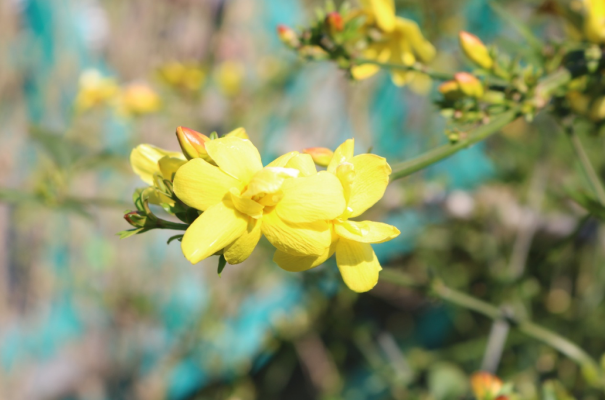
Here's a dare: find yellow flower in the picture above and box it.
[352,17,436,87]
[360,0,396,33]
[273,139,400,293]
[117,83,161,116]
[158,61,206,92]
[583,0,605,43]
[74,69,120,112]
[215,61,245,97]
[173,137,346,265]
[130,144,186,205]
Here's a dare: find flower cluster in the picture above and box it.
[277,0,435,87]
[124,127,399,293]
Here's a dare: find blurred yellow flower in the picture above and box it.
[352,16,436,87]
[117,83,161,116]
[274,139,400,293]
[74,69,119,112]
[459,31,494,70]
[215,61,246,97]
[173,137,346,265]
[158,61,206,92]
[360,0,396,33]
[583,0,605,43]
[130,144,186,206]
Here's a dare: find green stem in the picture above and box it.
[390,108,520,181]
[354,58,454,81]
[380,269,601,380]
[156,219,190,231]
[566,125,605,205]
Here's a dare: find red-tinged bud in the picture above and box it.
[176,126,210,160]
[454,72,484,98]
[471,371,503,400]
[124,211,147,228]
[459,31,493,70]
[303,147,334,167]
[326,12,344,32]
[277,24,300,48]
[494,396,510,400]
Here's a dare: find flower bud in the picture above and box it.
[438,80,462,100]
[326,12,344,33]
[470,371,503,400]
[176,126,210,160]
[303,147,334,167]
[124,211,147,228]
[454,72,484,98]
[459,31,494,70]
[277,24,300,48]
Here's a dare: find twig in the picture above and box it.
[564,124,605,206]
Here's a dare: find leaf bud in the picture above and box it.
[459,31,494,70]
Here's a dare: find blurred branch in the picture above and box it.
[564,124,605,206]
[353,59,455,81]
[390,108,521,181]
[380,269,602,383]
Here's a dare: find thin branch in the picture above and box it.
[565,124,605,205]
[353,58,454,81]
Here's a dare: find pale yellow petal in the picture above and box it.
[327,139,355,173]
[181,201,248,264]
[347,154,391,218]
[276,171,346,223]
[396,18,436,63]
[173,158,241,211]
[224,217,262,264]
[262,207,331,256]
[204,137,263,182]
[146,187,174,206]
[266,151,298,168]
[335,239,382,293]
[243,167,299,199]
[230,188,264,219]
[285,153,317,177]
[273,243,335,272]
[158,156,186,181]
[130,144,184,185]
[362,0,396,32]
[334,220,399,244]
[224,127,249,139]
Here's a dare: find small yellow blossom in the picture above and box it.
[158,61,206,92]
[360,0,396,33]
[173,137,346,265]
[273,139,400,293]
[583,0,605,43]
[215,61,246,97]
[117,83,161,116]
[74,69,120,112]
[130,144,186,205]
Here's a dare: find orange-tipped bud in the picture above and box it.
[454,72,484,98]
[303,147,334,167]
[176,126,210,160]
[438,80,462,100]
[459,31,494,70]
[326,12,344,32]
[277,24,300,48]
[471,372,503,400]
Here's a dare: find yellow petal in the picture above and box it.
[230,187,264,219]
[224,127,249,139]
[335,239,382,292]
[273,242,336,272]
[262,207,331,256]
[396,18,436,63]
[224,217,262,264]
[181,201,248,264]
[243,167,299,199]
[130,144,184,185]
[285,153,317,177]
[204,137,263,182]
[362,0,396,32]
[351,64,381,81]
[266,151,298,168]
[158,156,186,181]
[347,154,391,218]
[173,158,240,211]
[327,139,355,173]
[276,171,346,223]
[334,220,399,244]
[146,187,174,206]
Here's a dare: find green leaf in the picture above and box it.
[117,228,144,239]
[167,234,184,245]
[568,191,605,221]
[217,255,227,276]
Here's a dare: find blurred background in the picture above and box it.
[1,0,605,399]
